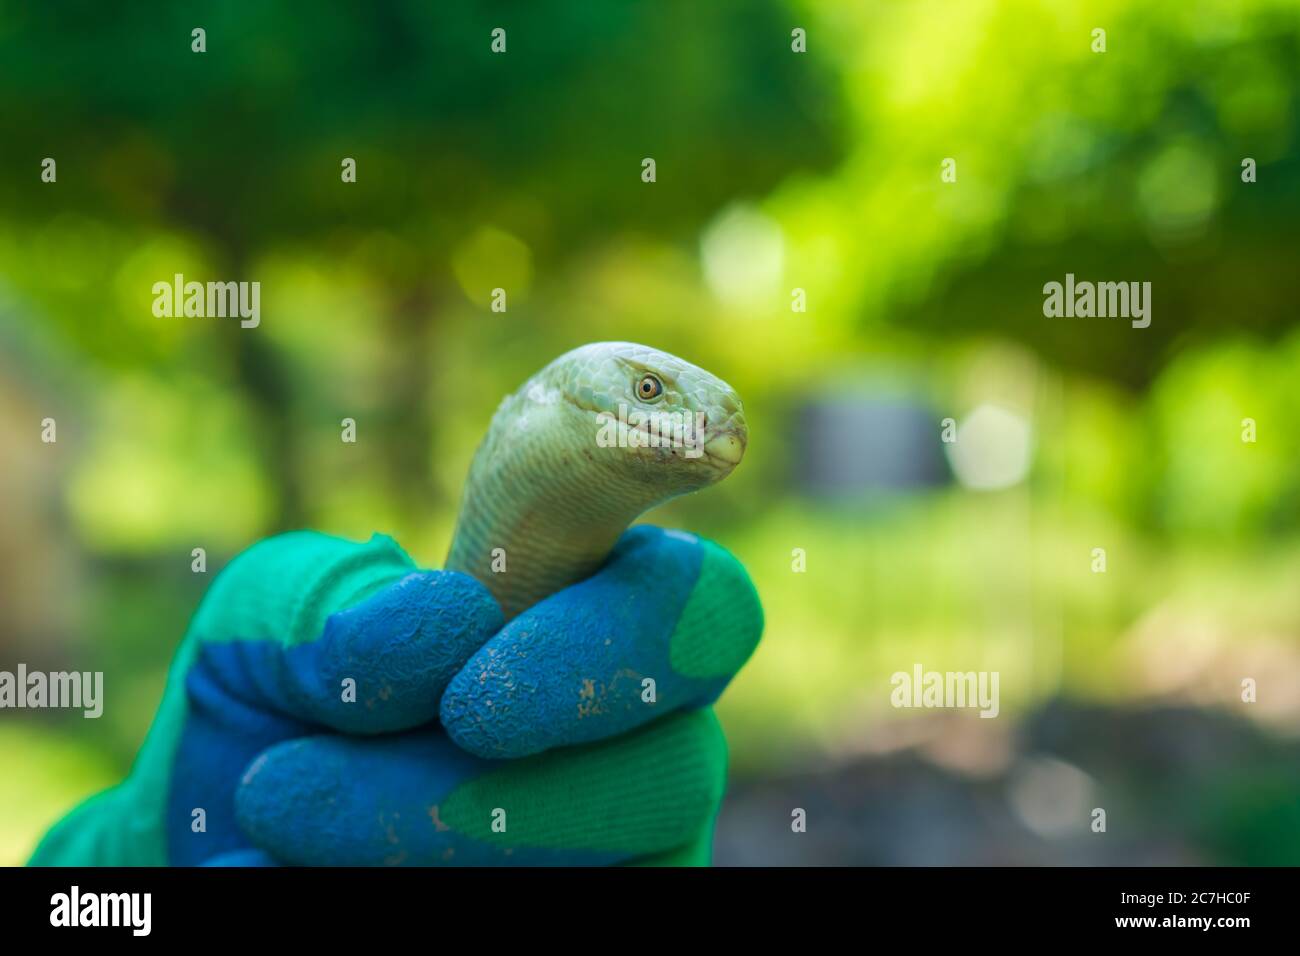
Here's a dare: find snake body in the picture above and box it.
[445,342,747,620]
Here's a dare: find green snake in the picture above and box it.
[445,341,747,619]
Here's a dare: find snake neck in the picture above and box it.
[444,397,659,620]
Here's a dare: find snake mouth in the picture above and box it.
[703,431,746,468]
[571,392,746,470]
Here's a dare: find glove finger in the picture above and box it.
[191,569,503,734]
[235,708,727,866]
[440,525,762,758]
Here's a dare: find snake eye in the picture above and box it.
[636,374,664,401]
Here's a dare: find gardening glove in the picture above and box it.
[30,525,762,866]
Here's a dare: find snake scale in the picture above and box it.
[445,342,747,620]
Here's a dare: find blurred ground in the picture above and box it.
[716,701,1300,866]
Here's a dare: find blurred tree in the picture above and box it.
[0,0,843,523]
[772,0,1300,387]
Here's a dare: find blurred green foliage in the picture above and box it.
[2,0,1298,864]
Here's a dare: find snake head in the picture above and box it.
[449,341,749,617]
[554,341,748,489]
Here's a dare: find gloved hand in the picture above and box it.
[30,525,762,866]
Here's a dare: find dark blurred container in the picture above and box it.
[793,391,950,497]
